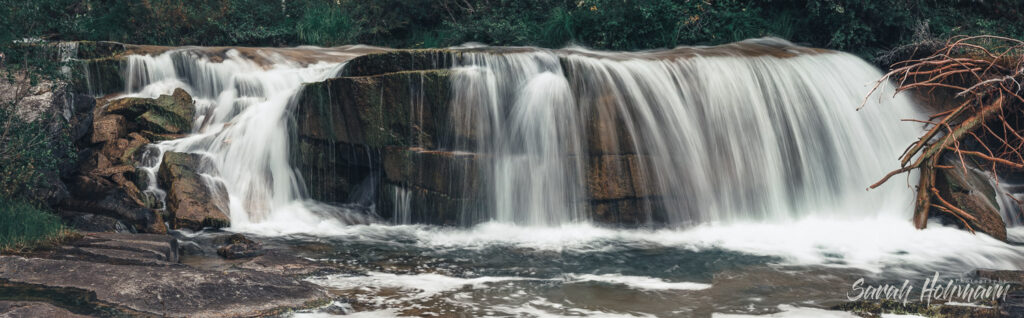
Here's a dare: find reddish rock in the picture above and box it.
[587,155,636,200]
[90,114,126,144]
[157,151,230,230]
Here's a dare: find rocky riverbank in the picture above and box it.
[0,231,341,317]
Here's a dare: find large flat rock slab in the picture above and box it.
[0,300,90,318]
[31,232,179,267]
[0,256,328,317]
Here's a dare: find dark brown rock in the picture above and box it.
[60,189,165,234]
[293,70,452,148]
[60,211,132,233]
[587,155,636,200]
[382,146,480,197]
[66,174,117,198]
[582,93,639,155]
[589,199,658,225]
[340,49,456,77]
[157,151,230,230]
[378,184,473,225]
[935,157,1007,241]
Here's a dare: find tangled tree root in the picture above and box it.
[865,35,1024,231]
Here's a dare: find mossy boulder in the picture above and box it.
[157,151,230,230]
[106,88,195,134]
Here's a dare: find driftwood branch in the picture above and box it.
[865,36,1024,230]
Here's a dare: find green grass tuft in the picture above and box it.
[0,197,71,252]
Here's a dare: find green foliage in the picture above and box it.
[1,0,1023,59]
[0,196,68,252]
[0,97,71,203]
[296,2,359,46]
[539,7,574,48]
[0,45,75,205]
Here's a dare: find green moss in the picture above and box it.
[70,57,124,96]
[139,109,189,134]
[74,41,127,60]
[340,49,457,77]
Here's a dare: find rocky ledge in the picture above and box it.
[0,232,332,317]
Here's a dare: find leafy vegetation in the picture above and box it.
[0,197,71,252]
[0,66,76,250]
[1,0,1022,60]
[1,44,76,204]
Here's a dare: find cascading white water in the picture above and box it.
[120,47,375,232]
[449,39,922,226]
[497,72,586,225]
[448,52,589,225]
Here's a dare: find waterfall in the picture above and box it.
[449,38,922,226]
[122,47,375,231]
[119,39,925,231]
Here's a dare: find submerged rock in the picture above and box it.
[217,233,265,259]
[158,151,230,230]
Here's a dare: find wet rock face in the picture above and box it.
[71,57,125,96]
[158,151,230,230]
[292,50,673,226]
[934,156,1007,241]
